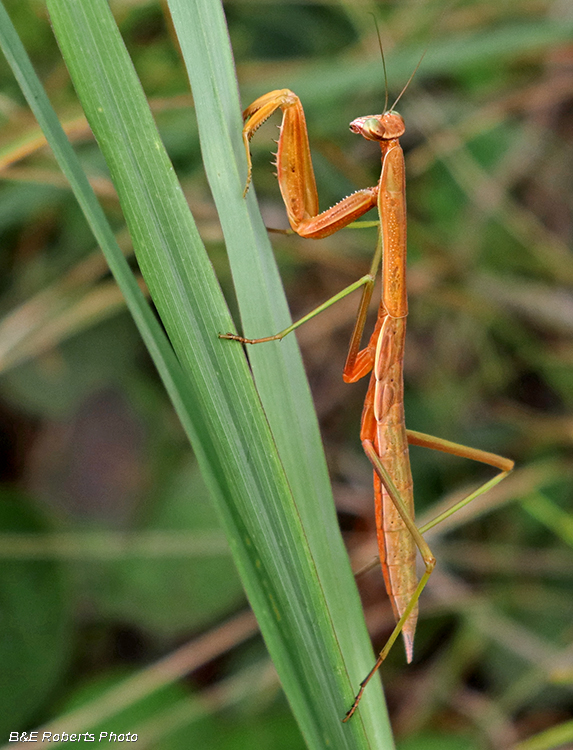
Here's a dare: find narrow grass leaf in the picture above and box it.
[25,0,395,746]
[167,0,392,745]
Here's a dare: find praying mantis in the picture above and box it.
[221,77,514,721]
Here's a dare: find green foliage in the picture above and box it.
[0,491,72,733]
[88,462,245,635]
[0,1,571,748]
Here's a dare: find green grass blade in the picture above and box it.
[168,0,392,745]
[0,0,395,745]
[0,1,193,436]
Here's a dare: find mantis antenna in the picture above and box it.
[370,14,389,114]
[390,1,454,112]
[390,47,428,112]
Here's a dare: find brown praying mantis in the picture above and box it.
[221,77,514,721]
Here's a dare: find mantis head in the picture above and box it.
[349,111,405,142]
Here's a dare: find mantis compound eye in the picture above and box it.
[349,113,405,141]
[349,116,384,140]
[362,118,387,139]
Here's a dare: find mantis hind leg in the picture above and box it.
[343,438,436,722]
[406,430,514,533]
[343,435,514,722]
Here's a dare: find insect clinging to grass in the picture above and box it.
[221,42,514,720]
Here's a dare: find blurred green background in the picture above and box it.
[0,0,572,748]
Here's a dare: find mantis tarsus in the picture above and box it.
[221,85,514,721]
